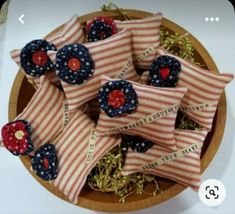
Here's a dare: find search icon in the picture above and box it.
[209,189,216,196]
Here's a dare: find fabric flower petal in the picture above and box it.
[98,80,138,117]
[1,120,34,156]
[122,135,154,153]
[148,55,181,87]
[55,44,94,85]
[31,143,58,181]
[20,39,56,77]
[87,16,117,42]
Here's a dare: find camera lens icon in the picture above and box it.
[199,179,226,207]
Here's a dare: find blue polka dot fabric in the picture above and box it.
[87,16,117,42]
[20,39,56,77]
[122,135,154,153]
[148,55,181,87]
[98,80,138,118]
[31,143,58,181]
[55,44,94,85]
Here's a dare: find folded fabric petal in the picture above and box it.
[20,39,56,77]
[55,44,94,85]
[1,120,33,156]
[122,129,208,191]
[86,16,117,42]
[149,55,181,87]
[31,143,58,181]
[122,135,154,153]
[98,80,138,117]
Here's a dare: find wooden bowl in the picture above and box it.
[8,10,226,212]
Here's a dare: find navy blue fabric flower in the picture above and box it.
[31,143,58,181]
[98,80,138,117]
[55,44,94,85]
[87,16,117,42]
[20,39,56,77]
[122,135,154,153]
[148,55,181,87]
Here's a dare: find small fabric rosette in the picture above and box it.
[1,120,33,156]
[20,39,56,77]
[148,55,181,87]
[31,143,58,181]
[98,80,138,117]
[55,44,94,85]
[122,135,154,153]
[86,16,117,42]
[1,120,58,181]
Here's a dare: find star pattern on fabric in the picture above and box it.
[55,44,94,85]
[20,39,56,77]
[148,55,181,87]
[98,80,138,117]
[87,16,117,42]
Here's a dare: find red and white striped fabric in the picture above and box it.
[115,13,162,69]
[96,76,188,151]
[122,129,208,191]
[49,29,138,111]
[13,77,66,150]
[156,47,234,130]
[10,15,85,88]
[52,110,121,204]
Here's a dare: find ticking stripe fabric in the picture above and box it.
[52,110,121,204]
[115,13,162,69]
[96,76,188,151]
[50,29,138,111]
[10,15,84,88]
[122,129,208,191]
[14,77,66,150]
[155,47,234,130]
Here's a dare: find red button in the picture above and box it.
[43,157,49,169]
[108,90,125,109]
[68,58,81,71]
[32,51,48,66]
[160,68,170,80]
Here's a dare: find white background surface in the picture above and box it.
[0,0,234,213]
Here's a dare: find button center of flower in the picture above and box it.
[43,157,49,169]
[160,67,170,80]
[68,58,81,71]
[14,130,25,140]
[108,89,126,109]
[32,51,48,66]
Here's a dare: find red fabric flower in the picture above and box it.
[108,89,126,109]
[1,120,33,156]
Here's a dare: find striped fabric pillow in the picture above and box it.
[51,110,121,204]
[152,47,234,130]
[49,29,138,111]
[122,129,208,191]
[10,15,84,88]
[2,77,67,150]
[115,13,162,69]
[96,76,188,151]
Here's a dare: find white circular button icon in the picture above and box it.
[199,179,226,207]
